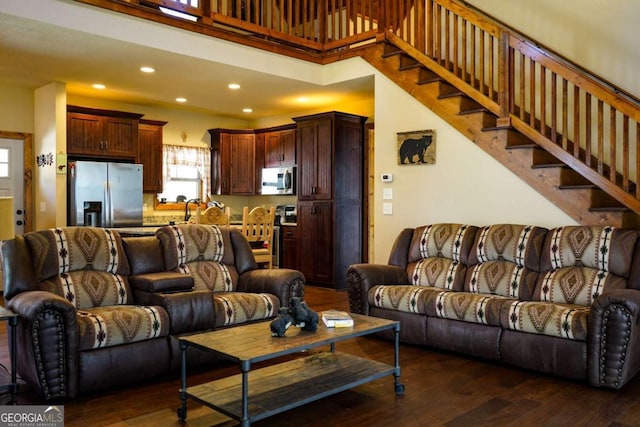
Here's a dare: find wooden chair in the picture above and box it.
[196,205,231,227]
[241,206,275,268]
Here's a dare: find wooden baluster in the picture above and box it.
[573,86,580,159]
[539,65,546,136]
[426,0,433,57]
[609,106,616,182]
[488,32,494,100]
[550,72,557,143]
[452,14,459,77]
[597,99,604,175]
[460,19,467,82]
[622,116,629,192]
[585,93,592,168]
[529,60,535,128]
[562,79,568,150]
[518,53,525,121]
[444,8,450,70]
[470,24,476,89]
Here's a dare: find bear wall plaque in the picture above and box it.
[397,129,436,165]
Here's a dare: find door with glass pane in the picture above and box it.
[0,138,24,236]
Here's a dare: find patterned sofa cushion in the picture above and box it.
[26,227,132,309]
[425,291,514,327]
[156,224,238,292]
[368,285,433,315]
[466,224,548,299]
[407,224,478,291]
[502,300,589,341]
[76,305,170,350]
[213,292,280,327]
[535,226,639,306]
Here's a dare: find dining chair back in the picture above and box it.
[241,206,275,268]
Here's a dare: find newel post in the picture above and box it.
[496,30,512,128]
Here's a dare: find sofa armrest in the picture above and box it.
[236,268,305,306]
[588,288,640,389]
[347,264,409,315]
[7,290,78,399]
[135,289,215,334]
[129,272,194,293]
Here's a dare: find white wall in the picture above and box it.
[34,82,66,229]
[0,84,33,133]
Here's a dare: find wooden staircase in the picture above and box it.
[362,40,640,228]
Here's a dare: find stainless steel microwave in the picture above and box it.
[261,167,295,195]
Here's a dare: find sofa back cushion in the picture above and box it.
[465,224,548,299]
[534,226,639,305]
[156,224,239,292]
[406,224,478,291]
[25,227,132,309]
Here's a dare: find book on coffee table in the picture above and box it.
[321,310,354,328]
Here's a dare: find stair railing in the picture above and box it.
[384,0,640,214]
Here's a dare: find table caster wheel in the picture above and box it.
[395,383,405,396]
[177,405,187,421]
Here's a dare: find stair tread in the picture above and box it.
[558,184,597,189]
[531,163,566,169]
[589,206,629,212]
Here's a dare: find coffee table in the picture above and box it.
[177,313,403,426]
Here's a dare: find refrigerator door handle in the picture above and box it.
[105,181,112,227]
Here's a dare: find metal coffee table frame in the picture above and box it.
[177,314,404,426]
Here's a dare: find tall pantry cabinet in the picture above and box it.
[293,111,367,289]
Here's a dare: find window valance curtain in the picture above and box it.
[163,144,211,199]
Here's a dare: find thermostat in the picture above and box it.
[381,173,393,182]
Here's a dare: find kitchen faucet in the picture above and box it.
[184,198,201,222]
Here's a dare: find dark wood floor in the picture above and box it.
[4,286,640,426]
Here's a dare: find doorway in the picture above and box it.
[0,131,33,234]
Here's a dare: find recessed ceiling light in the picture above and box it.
[140,66,156,73]
[297,96,309,102]
[176,97,187,103]
[228,83,241,90]
[93,83,106,90]
[242,108,253,113]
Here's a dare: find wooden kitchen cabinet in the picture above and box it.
[293,112,367,289]
[264,125,296,167]
[67,105,142,159]
[280,225,298,270]
[138,119,167,193]
[209,129,256,195]
[297,201,333,283]
[296,118,332,200]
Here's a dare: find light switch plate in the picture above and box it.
[383,188,393,200]
[383,202,393,215]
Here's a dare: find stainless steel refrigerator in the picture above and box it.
[68,161,143,228]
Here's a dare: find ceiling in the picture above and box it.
[0,9,374,120]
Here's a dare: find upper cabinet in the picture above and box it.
[67,105,143,160]
[138,119,167,194]
[296,116,333,200]
[209,129,256,195]
[263,125,296,167]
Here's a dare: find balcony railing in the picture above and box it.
[75,0,640,213]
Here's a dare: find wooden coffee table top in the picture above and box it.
[180,313,397,364]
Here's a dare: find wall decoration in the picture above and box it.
[56,153,67,174]
[36,152,54,167]
[397,129,436,165]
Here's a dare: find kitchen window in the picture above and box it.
[157,144,210,204]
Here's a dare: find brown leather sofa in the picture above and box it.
[347,223,640,389]
[2,224,304,400]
